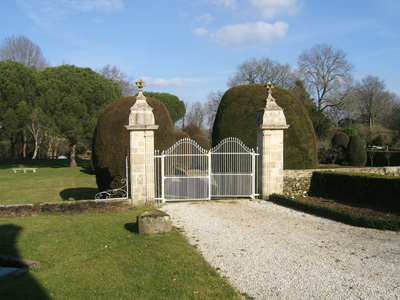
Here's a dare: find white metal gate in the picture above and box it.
[155,137,259,202]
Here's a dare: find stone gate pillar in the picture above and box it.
[255,82,289,198]
[126,79,158,206]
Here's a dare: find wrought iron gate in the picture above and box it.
[155,137,259,202]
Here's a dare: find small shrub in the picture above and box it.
[174,131,190,142]
[183,124,203,138]
[346,135,367,166]
[331,132,349,149]
[371,135,385,147]
[192,134,211,150]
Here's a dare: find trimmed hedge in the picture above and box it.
[366,150,400,167]
[174,131,190,142]
[269,194,400,231]
[183,124,203,138]
[92,96,175,191]
[308,171,400,212]
[192,134,211,150]
[212,84,317,169]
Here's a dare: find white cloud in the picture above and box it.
[212,21,288,46]
[193,28,208,37]
[142,77,190,87]
[248,0,301,19]
[195,13,214,25]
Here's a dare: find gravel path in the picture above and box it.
[162,200,400,300]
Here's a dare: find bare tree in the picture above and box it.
[352,75,397,137]
[186,102,205,129]
[0,35,48,70]
[204,90,224,130]
[298,43,355,112]
[228,57,297,89]
[97,64,136,96]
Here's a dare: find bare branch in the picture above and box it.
[0,35,49,70]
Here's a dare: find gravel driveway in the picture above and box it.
[162,200,400,299]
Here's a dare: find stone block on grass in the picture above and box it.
[137,210,172,234]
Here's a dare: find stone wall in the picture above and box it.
[283,167,400,198]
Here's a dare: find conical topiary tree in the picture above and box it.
[212,84,318,169]
[346,134,367,166]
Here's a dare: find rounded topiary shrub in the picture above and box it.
[212,84,318,169]
[174,131,190,142]
[92,96,175,191]
[192,134,211,150]
[332,132,349,149]
[346,135,367,166]
[183,124,203,138]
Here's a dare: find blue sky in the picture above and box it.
[0,0,399,104]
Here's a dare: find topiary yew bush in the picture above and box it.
[331,132,349,149]
[192,134,211,150]
[92,96,175,191]
[346,135,367,166]
[174,131,190,142]
[183,124,203,138]
[212,84,318,169]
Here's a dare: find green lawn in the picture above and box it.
[0,208,239,299]
[0,159,98,205]
[0,160,240,299]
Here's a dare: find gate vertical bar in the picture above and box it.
[161,151,165,203]
[208,150,212,200]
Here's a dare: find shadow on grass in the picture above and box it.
[0,224,50,300]
[60,188,99,201]
[124,222,139,234]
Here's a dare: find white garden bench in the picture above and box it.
[13,168,37,173]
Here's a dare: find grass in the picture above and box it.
[0,208,240,299]
[0,160,240,299]
[0,159,98,205]
[269,194,400,231]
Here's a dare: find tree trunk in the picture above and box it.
[70,143,78,168]
[32,138,39,159]
[22,130,27,159]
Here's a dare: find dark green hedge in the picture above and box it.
[346,135,367,166]
[308,171,400,212]
[268,194,400,231]
[212,84,317,169]
[92,96,175,191]
[366,151,400,167]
